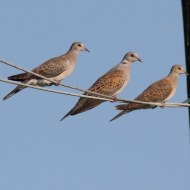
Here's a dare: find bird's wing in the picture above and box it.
[8,56,70,81]
[111,78,173,121]
[116,77,173,111]
[136,78,173,102]
[62,69,126,118]
[87,69,126,96]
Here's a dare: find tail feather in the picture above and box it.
[8,72,30,81]
[60,107,84,121]
[110,104,134,122]
[115,104,129,110]
[3,85,26,100]
[110,110,127,122]
[60,99,105,121]
[60,110,73,121]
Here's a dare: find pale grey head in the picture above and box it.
[69,42,90,52]
[170,65,188,75]
[122,52,142,63]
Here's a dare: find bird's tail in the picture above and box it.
[110,104,132,122]
[60,110,72,121]
[3,85,26,100]
[109,110,127,122]
[115,104,129,110]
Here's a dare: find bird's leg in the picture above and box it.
[53,79,62,86]
[112,95,118,102]
[160,102,166,108]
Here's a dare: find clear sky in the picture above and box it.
[0,0,189,190]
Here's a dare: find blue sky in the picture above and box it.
[0,0,189,190]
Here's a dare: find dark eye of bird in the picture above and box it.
[78,44,82,47]
[178,67,181,70]
[131,54,134,57]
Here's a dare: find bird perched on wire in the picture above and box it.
[3,42,89,100]
[110,65,188,122]
[60,51,142,121]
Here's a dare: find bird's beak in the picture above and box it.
[84,47,90,52]
[138,58,142,62]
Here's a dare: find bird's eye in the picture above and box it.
[178,67,181,70]
[131,54,135,57]
[78,44,82,47]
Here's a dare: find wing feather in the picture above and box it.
[8,56,69,81]
[65,69,126,116]
[116,77,173,111]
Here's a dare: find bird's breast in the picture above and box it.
[114,74,129,96]
[164,86,177,102]
[53,62,76,81]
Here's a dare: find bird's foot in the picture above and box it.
[160,102,166,108]
[112,95,118,102]
[53,80,61,86]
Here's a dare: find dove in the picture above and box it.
[110,65,188,122]
[60,51,142,121]
[3,42,89,100]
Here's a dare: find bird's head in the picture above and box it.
[123,52,142,63]
[170,65,188,75]
[70,42,90,52]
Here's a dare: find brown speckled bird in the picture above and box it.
[110,65,188,122]
[3,42,89,100]
[60,51,142,121]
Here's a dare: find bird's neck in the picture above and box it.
[168,72,179,78]
[168,72,179,85]
[62,50,79,62]
[116,60,131,75]
[122,60,131,65]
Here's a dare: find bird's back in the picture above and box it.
[62,69,126,118]
[116,77,173,111]
[8,56,70,81]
